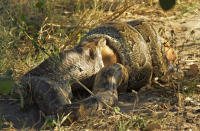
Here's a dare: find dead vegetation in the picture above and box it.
[0,0,200,130]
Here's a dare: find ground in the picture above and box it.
[0,1,200,131]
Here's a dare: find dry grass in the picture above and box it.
[1,0,198,79]
[0,0,200,130]
[0,0,141,80]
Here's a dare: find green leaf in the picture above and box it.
[61,112,71,125]
[159,0,176,11]
[0,77,14,94]
[20,13,26,22]
[5,69,13,76]
[30,0,35,9]
[114,106,120,114]
[36,1,44,8]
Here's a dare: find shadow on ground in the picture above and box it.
[0,95,44,129]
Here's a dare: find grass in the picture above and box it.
[182,80,200,96]
[0,0,200,130]
[1,0,198,80]
[0,0,128,80]
[175,0,200,18]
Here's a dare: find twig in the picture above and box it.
[132,90,138,113]
[60,9,90,51]
[106,1,134,21]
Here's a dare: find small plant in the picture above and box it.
[183,80,199,96]
[118,119,131,131]
[159,97,169,103]
[41,115,56,130]
[133,116,146,129]
[53,113,71,131]
[41,113,71,130]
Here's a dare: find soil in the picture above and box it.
[0,4,200,131]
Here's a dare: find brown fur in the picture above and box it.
[101,45,118,66]
[163,42,177,65]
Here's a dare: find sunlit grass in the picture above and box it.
[0,0,199,130]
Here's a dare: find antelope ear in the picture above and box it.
[96,38,107,47]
